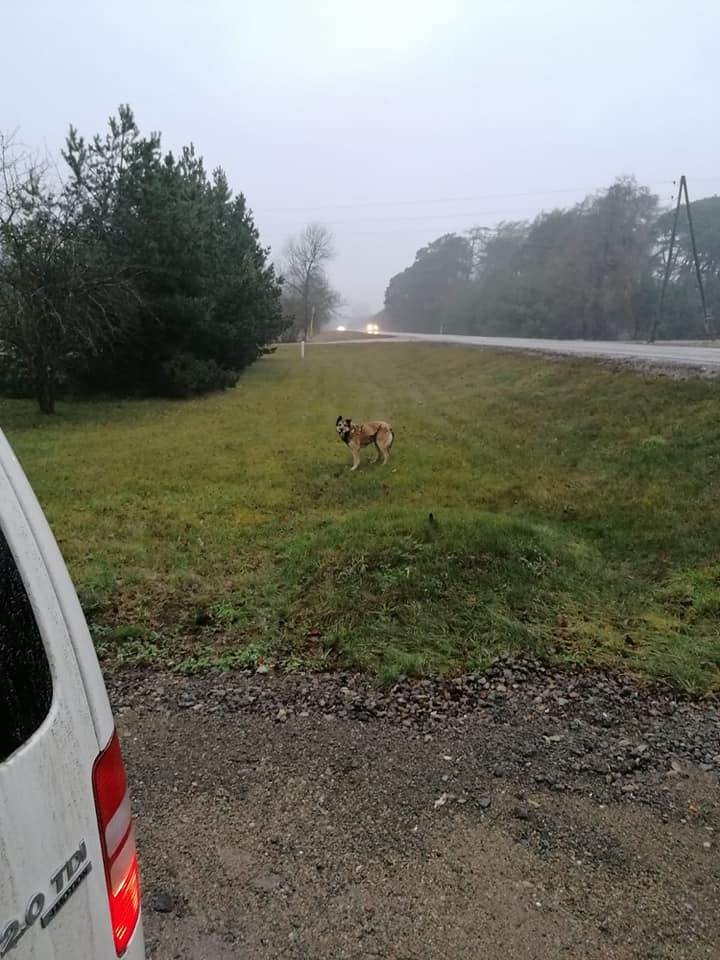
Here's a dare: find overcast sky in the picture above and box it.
[3,0,719,316]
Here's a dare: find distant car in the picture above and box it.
[336,325,346,332]
[366,322,380,335]
[0,429,145,958]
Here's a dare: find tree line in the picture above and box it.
[0,106,287,412]
[383,177,720,341]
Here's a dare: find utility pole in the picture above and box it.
[683,178,713,339]
[649,185,682,344]
[650,176,713,342]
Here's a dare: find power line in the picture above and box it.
[254,176,720,216]
[265,194,720,239]
[320,206,550,226]
[255,184,661,215]
[255,180,720,238]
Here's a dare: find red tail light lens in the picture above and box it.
[92,729,141,956]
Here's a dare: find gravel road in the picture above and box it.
[110,661,720,960]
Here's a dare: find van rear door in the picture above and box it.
[0,441,141,958]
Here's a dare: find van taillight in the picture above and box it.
[92,730,141,956]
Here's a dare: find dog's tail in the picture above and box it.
[388,428,395,448]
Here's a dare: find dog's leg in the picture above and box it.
[377,437,391,465]
[350,446,361,471]
[373,440,383,463]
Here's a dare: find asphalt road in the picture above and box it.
[352,331,720,369]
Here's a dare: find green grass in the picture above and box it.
[2,342,720,693]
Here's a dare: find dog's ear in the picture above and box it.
[336,415,342,425]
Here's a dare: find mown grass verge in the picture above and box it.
[2,341,720,693]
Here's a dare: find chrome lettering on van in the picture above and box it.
[0,840,91,956]
[50,840,88,898]
[40,847,92,930]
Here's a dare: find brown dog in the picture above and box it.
[336,416,394,471]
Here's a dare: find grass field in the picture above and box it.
[3,342,720,693]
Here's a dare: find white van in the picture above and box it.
[0,430,145,958]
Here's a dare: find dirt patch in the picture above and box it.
[111,665,720,959]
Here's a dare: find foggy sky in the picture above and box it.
[3,1,719,317]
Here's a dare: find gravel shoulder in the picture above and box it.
[111,661,720,960]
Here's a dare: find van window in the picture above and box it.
[0,526,53,762]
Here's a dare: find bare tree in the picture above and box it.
[282,222,341,337]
